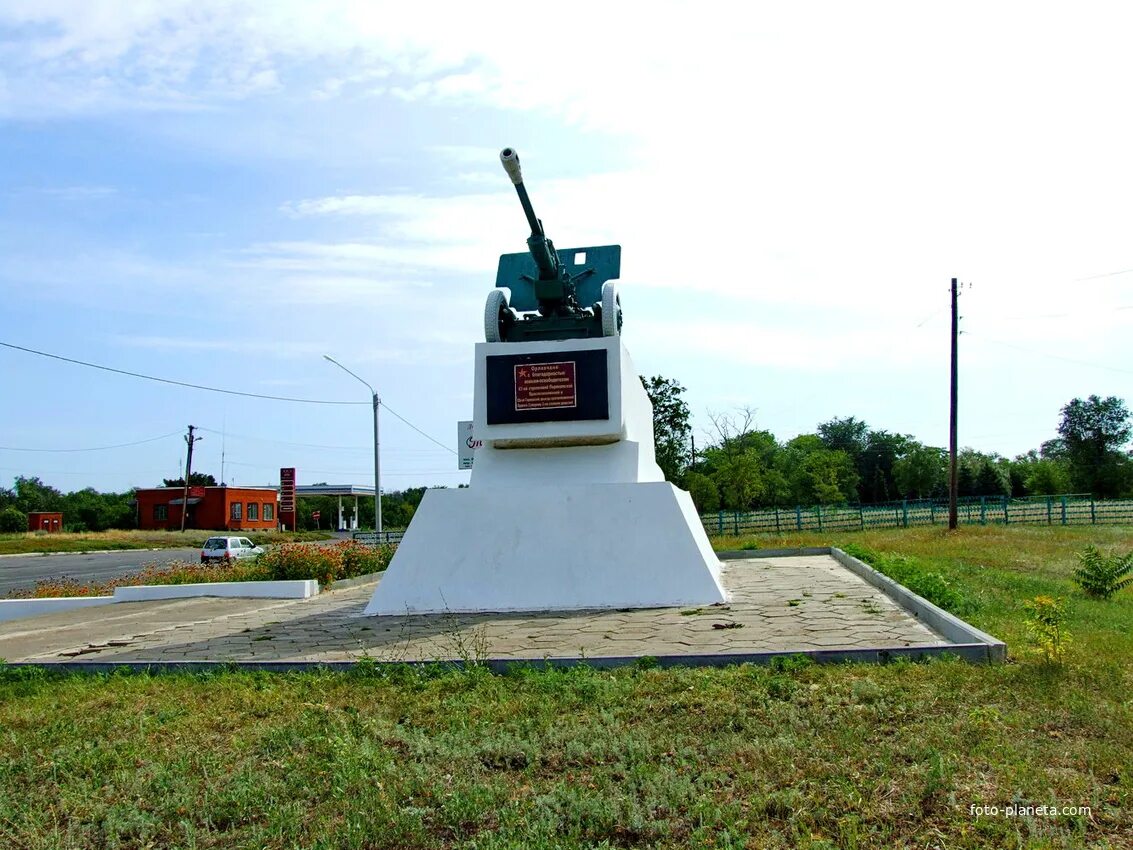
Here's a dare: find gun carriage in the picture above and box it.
[486,148,623,343]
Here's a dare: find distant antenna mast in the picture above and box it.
[221,418,227,485]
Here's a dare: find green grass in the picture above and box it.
[0,529,333,556]
[1,525,1131,848]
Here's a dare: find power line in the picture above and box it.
[0,431,182,453]
[195,426,450,455]
[382,404,457,455]
[1074,267,1133,282]
[2,340,459,455]
[968,335,1133,375]
[0,341,368,405]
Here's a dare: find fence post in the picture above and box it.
[1046,496,1052,525]
[1090,498,1096,524]
[1003,495,1010,525]
[734,511,739,536]
[795,506,802,531]
[902,500,909,528]
[817,504,824,532]
[717,511,723,536]
[775,508,781,533]
[929,501,936,525]
[859,505,865,530]
[1060,496,1067,525]
[979,497,986,526]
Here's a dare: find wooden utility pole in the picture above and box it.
[180,425,201,532]
[948,278,959,530]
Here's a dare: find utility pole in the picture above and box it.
[690,434,696,468]
[180,425,202,532]
[949,278,960,530]
[324,355,382,535]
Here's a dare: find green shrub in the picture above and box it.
[1022,595,1070,664]
[1073,544,1133,600]
[0,507,26,533]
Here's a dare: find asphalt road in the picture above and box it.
[0,548,203,596]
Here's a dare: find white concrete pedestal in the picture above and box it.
[365,336,727,615]
[364,481,724,614]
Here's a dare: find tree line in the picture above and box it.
[2,388,1130,532]
[642,377,1133,514]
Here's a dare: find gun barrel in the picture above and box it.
[500,147,542,237]
[500,148,522,184]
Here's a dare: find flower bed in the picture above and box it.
[6,541,396,600]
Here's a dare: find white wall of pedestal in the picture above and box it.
[364,482,725,614]
[366,337,728,616]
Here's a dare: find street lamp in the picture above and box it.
[323,355,381,534]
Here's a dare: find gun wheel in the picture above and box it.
[484,288,512,343]
[600,282,621,337]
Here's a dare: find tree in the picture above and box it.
[0,506,26,533]
[817,417,869,461]
[974,461,1010,497]
[641,376,692,484]
[1057,395,1132,498]
[684,472,720,513]
[13,476,63,513]
[162,472,218,488]
[859,431,909,503]
[892,444,946,499]
[779,436,859,505]
[1024,459,1072,495]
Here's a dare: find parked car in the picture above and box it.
[200,536,264,564]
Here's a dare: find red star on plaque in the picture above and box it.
[518,368,529,378]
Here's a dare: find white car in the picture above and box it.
[200,536,264,564]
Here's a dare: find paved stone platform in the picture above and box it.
[0,555,959,666]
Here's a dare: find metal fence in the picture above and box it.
[702,494,1133,537]
[351,530,405,545]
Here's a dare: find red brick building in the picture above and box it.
[28,511,63,533]
[135,486,279,532]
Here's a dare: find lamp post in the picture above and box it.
[323,355,381,534]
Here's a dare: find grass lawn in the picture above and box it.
[0,528,332,556]
[1,525,1131,848]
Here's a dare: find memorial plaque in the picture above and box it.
[514,361,576,411]
[486,349,608,425]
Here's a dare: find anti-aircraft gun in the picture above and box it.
[485,148,622,343]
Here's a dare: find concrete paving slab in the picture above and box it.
[0,553,1002,668]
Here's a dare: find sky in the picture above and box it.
[1,1,1131,496]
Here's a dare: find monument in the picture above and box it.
[364,149,726,615]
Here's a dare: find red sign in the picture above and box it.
[311,511,321,520]
[279,467,296,511]
[514,361,577,411]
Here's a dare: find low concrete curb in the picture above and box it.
[0,580,319,624]
[327,571,383,591]
[3,643,991,676]
[719,547,1006,662]
[113,580,318,602]
[0,596,116,623]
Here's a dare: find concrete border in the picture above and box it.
[719,546,1006,662]
[327,571,383,591]
[0,596,116,623]
[2,643,990,675]
[0,580,319,624]
[113,580,318,602]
